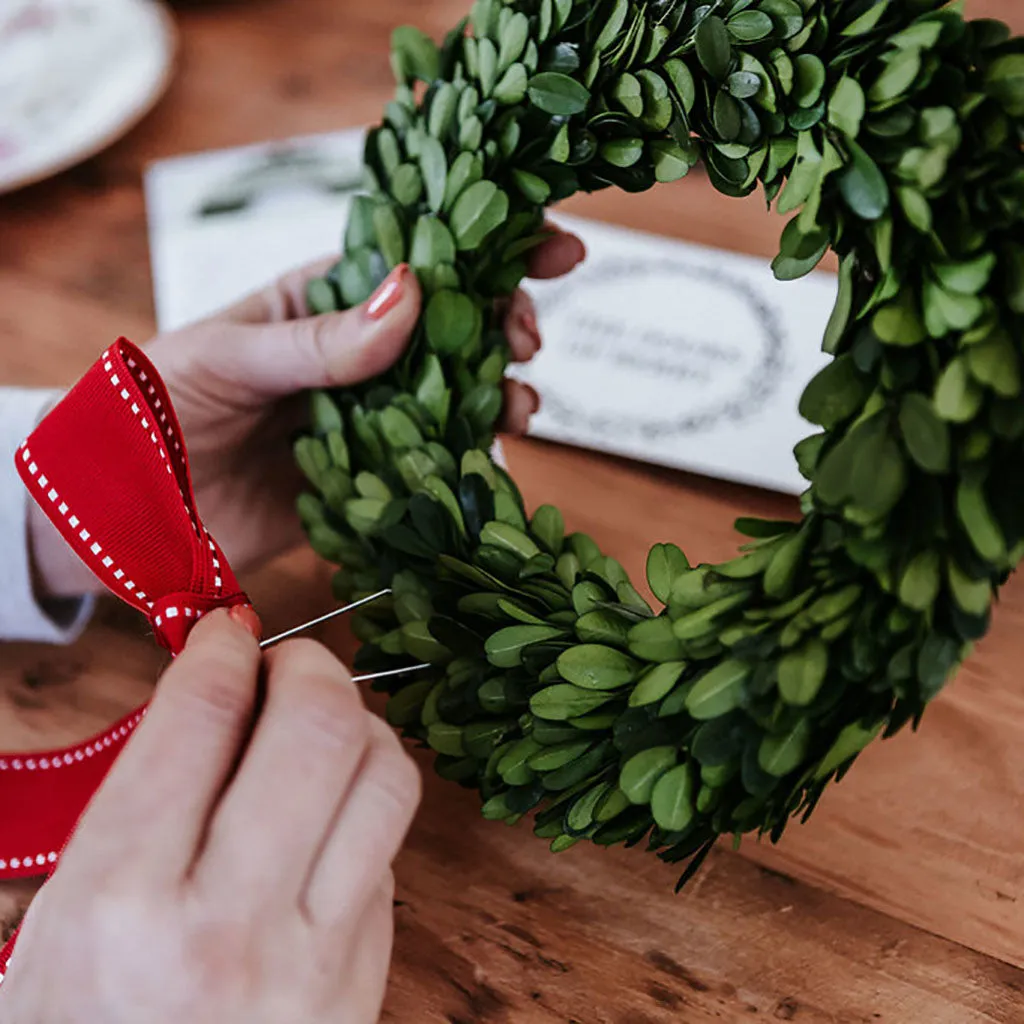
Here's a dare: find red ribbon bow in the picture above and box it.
[0,338,251,979]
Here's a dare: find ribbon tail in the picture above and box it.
[0,708,145,881]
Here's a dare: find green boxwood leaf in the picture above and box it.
[480,520,540,560]
[557,644,641,690]
[611,72,643,116]
[986,53,1024,117]
[778,638,828,706]
[838,140,889,220]
[897,187,931,233]
[899,550,941,611]
[873,292,925,346]
[531,683,612,721]
[822,254,855,354]
[427,81,457,138]
[772,243,827,281]
[391,163,423,206]
[494,62,529,104]
[527,71,590,115]
[601,138,644,168]
[442,151,483,212]
[827,76,866,137]
[419,134,447,207]
[650,764,696,830]
[391,25,440,82]
[594,0,629,53]
[793,54,826,108]
[760,0,803,38]
[899,393,950,473]
[947,562,991,617]
[425,289,480,354]
[345,195,377,250]
[651,140,694,183]
[685,660,750,720]
[713,90,742,141]
[813,720,882,779]
[933,254,996,296]
[485,625,565,668]
[513,169,552,203]
[373,203,406,268]
[646,542,690,605]
[923,281,983,336]
[664,58,696,113]
[620,746,677,805]
[695,15,731,82]
[727,10,773,43]
[798,354,869,429]
[956,480,1007,564]
[628,617,685,662]
[629,661,686,707]
[934,357,983,423]
[378,408,422,450]
[531,504,565,555]
[577,610,631,647]
[869,48,922,105]
[449,181,509,250]
[409,214,456,270]
[727,70,762,99]
[966,333,1021,399]
[917,632,961,702]
[758,718,811,776]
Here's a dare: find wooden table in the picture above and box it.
[2,2,1023,1019]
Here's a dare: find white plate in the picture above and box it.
[0,0,177,195]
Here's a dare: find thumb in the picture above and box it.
[198,264,421,400]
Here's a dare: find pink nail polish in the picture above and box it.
[366,264,409,320]
[229,604,263,641]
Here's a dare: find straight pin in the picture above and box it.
[256,589,433,684]
[352,663,432,684]
[258,589,392,649]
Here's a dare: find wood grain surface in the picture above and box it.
[2,1,1023,1019]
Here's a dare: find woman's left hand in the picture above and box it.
[30,228,586,596]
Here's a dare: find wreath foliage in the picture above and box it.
[294,0,1024,884]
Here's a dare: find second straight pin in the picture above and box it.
[256,588,431,685]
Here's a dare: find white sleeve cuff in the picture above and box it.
[0,387,95,644]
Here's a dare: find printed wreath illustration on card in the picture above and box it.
[290,0,1024,884]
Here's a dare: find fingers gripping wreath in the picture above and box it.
[292,0,1024,884]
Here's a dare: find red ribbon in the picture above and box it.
[0,338,250,980]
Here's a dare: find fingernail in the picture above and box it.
[229,604,263,641]
[570,235,587,266]
[366,264,409,320]
[525,384,541,414]
[520,311,542,354]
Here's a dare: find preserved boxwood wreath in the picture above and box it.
[293,0,1024,884]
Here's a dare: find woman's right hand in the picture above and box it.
[0,609,421,1024]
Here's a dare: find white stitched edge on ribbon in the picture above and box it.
[0,712,143,773]
[153,606,203,628]
[0,852,58,872]
[20,445,151,608]
[117,347,201,539]
[208,536,223,592]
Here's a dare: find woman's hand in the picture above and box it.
[29,229,585,597]
[0,610,420,1024]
